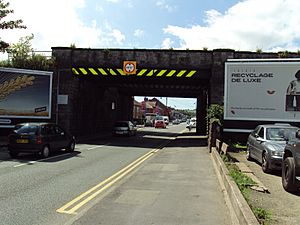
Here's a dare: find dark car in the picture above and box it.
[8,122,75,158]
[113,121,137,136]
[282,130,300,193]
[246,123,298,173]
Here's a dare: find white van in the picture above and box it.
[190,117,197,128]
[162,116,169,125]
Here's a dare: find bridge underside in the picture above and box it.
[104,80,208,97]
[68,76,209,135]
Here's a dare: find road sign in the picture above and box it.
[123,61,136,74]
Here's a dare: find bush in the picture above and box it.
[207,104,224,125]
[253,207,272,224]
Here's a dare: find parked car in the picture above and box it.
[154,117,166,128]
[8,122,75,158]
[113,121,137,136]
[282,130,300,193]
[246,123,298,173]
[172,119,180,125]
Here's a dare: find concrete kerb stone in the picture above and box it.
[210,147,259,225]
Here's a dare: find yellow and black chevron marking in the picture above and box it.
[72,67,198,78]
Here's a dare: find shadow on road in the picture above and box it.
[0,129,208,162]
[80,130,207,149]
[0,149,81,163]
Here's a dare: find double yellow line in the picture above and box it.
[56,148,160,215]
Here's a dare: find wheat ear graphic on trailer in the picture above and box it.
[0,75,35,101]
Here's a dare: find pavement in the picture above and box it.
[64,132,232,225]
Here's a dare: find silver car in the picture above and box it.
[246,123,299,173]
[113,121,137,136]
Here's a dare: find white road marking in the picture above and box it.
[87,143,110,150]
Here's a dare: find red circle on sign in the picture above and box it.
[125,62,135,73]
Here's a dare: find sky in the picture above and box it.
[135,96,197,110]
[2,0,300,109]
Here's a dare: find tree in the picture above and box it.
[207,104,224,125]
[7,34,34,62]
[1,34,54,71]
[0,0,26,52]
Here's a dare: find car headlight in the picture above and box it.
[270,151,283,157]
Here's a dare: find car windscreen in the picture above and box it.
[266,128,297,141]
[14,125,39,135]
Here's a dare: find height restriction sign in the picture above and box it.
[123,61,136,74]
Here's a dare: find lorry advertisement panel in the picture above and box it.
[0,67,52,119]
[224,61,300,122]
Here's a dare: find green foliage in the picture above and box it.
[228,164,257,191]
[220,154,230,163]
[256,48,262,53]
[7,34,34,60]
[0,0,26,52]
[226,139,247,149]
[177,109,196,118]
[1,34,54,71]
[278,50,289,58]
[202,47,208,51]
[233,142,247,149]
[207,104,224,125]
[226,163,256,202]
[253,207,272,224]
[221,155,272,224]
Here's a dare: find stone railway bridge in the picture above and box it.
[51,48,299,137]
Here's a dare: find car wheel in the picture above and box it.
[66,140,75,152]
[282,157,298,193]
[40,145,50,158]
[9,151,19,158]
[246,146,253,161]
[262,152,271,173]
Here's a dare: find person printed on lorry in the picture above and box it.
[286,69,300,111]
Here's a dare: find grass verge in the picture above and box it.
[221,154,272,224]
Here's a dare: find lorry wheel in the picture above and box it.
[282,157,298,193]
